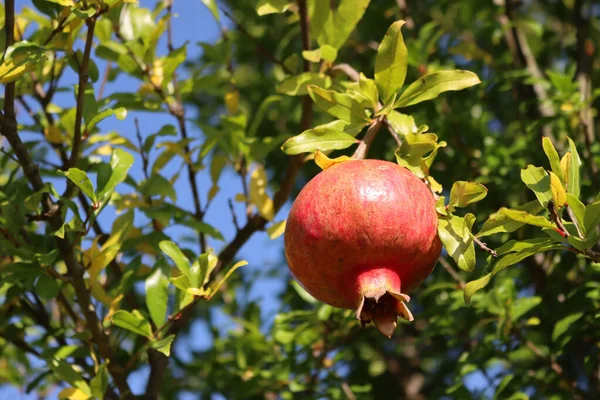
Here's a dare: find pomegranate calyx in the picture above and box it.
[355,289,414,338]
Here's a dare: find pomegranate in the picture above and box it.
[284,159,442,337]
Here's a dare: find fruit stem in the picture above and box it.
[352,117,384,160]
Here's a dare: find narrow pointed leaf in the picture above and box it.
[374,20,408,102]
[520,165,552,208]
[395,70,480,108]
[111,310,153,338]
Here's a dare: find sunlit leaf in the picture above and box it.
[249,165,274,220]
[448,181,487,210]
[308,85,369,123]
[566,138,582,199]
[267,220,287,240]
[63,168,97,203]
[149,334,175,357]
[477,201,544,238]
[520,165,552,208]
[395,70,480,108]
[281,122,360,155]
[549,171,566,208]
[311,0,370,49]
[145,268,169,327]
[159,241,191,276]
[374,20,408,103]
[314,150,352,170]
[542,137,562,181]
[438,214,476,272]
[111,310,153,338]
[256,0,291,16]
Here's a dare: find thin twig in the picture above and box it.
[68,16,97,168]
[438,257,466,289]
[228,198,240,231]
[472,236,498,257]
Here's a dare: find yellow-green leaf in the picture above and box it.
[395,70,480,108]
[549,171,566,208]
[314,150,352,170]
[249,165,274,221]
[57,388,90,400]
[267,220,286,240]
[520,165,552,208]
[209,260,248,299]
[281,122,360,155]
[477,201,544,238]
[437,214,476,272]
[542,137,562,181]
[448,181,488,210]
[307,85,369,123]
[374,20,408,103]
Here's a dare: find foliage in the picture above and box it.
[0,0,599,399]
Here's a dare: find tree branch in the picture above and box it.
[68,16,97,168]
[352,117,384,159]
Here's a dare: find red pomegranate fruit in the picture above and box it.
[284,159,442,337]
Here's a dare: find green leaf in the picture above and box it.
[542,137,562,181]
[149,334,175,357]
[356,73,379,107]
[281,124,359,155]
[584,200,600,238]
[477,201,544,238]
[145,268,169,328]
[256,0,290,16]
[374,20,408,103]
[308,86,369,122]
[394,133,446,178]
[140,174,177,202]
[24,183,59,212]
[498,208,555,229]
[63,168,97,203]
[310,0,370,50]
[163,45,187,83]
[566,193,586,234]
[566,138,582,198]
[301,45,338,63]
[448,181,488,210]
[111,310,153,338]
[276,72,331,96]
[438,214,476,272]
[464,238,563,303]
[200,0,220,21]
[511,297,542,321]
[159,241,191,276]
[90,364,108,400]
[209,260,248,299]
[386,110,416,136]
[50,359,92,396]
[97,148,134,203]
[248,95,282,137]
[520,165,552,208]
[86,107,127,132]
[35,275,61,301]
[395,70,480,108]
[552,312,584,342]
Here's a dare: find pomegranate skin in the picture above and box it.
[284,159,442,315]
